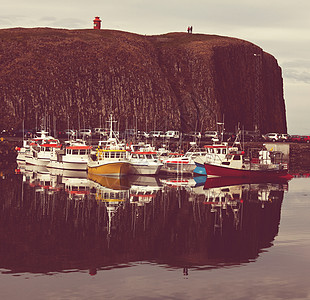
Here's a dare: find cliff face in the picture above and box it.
[0,28,287,133]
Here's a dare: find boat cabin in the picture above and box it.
[66,145,92,156]
[96,149,128,160]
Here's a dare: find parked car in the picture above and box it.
[222,132,236,142]
[289,135,303,143]
[137,131,150,138]
[13,129,34,138]
[165,130,180,139]
[58,129,76,139]
[263,133,279,142]
[149,131,165,138]
[92,128,108,138]
[301,135,310,143]
[78,129,92,139]
[204,131,219,142]
[184,131,201,140]
[278,134,289,142]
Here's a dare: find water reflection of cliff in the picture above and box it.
[0,165,289,274]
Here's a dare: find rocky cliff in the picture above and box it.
[0,28,287,133]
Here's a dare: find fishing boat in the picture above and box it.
[47,139,92,171]
[16,139,33,162]
[16,130,59,162]
[162,143,208,173]
[203,146,291,179]
[129,150,163,175]
[194,143,240,176]
[87,114,131,176]
[24,138,61,166]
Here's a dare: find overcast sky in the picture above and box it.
[1,0,309,134]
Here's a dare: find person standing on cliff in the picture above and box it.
[190,26,193,33]
[187,26,190,33]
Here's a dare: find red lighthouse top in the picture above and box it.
[93,17,101,30]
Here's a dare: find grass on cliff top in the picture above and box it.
[0,27,235,46]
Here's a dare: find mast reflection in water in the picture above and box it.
[0,164,289,275]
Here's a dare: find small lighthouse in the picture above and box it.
[93,17,101,30]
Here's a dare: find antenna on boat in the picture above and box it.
[107,113,118,140]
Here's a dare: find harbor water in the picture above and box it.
[0,164,309,299]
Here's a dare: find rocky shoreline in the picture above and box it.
[1,138,310,174]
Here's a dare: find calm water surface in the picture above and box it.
[0,164,309,300]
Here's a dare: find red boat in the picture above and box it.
[204,148,291,180]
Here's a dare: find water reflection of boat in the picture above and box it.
[203,176,290,190]
[88,173,131,190]
[88,173,130,235]
[48,167,88,179]
[23,165,60,194]
[129,176,163,206]
[1,166,290,274]
[63,176,91,201]
[129,174,162,187]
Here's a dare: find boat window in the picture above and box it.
[80,150,86,155]
[222,149,226,154]
[115,152,120,158]
[216,149,221,154]
[146,154,152,159]
[233,155,241,160]
[73,150,79,155]
[139,154,144,159]
[110,152,115,159]
[210,149,214,153]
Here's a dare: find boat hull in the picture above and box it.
[88,173,131,190]
[88,161,131,176]
[204,162,291,179]
[129,164,162,175]
[163,162,195,173]
[193,162,207,176]
[47,160,87,171]
[25,156,50,166]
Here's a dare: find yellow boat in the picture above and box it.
[87,114,131,176]
[88,148,131,176]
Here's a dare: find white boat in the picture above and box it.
[16,139,32,162]
[25,141,61,166]
[162,144,208,173]
[47,139,92,171]
[16,130,59,162]
[129,150,163,175]
[87,114,131,176]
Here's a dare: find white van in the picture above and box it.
[165,130,180,139]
